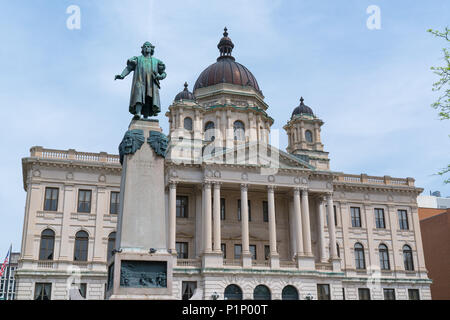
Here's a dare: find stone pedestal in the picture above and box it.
[297,256,315,270]
[106,119,172,300]
[331,258,341,272]
[270,254,280,269]
[242,253,252,268]
[202,252,223,269]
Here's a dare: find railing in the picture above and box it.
[315,263,333,271]
[176,259,201,268]
[37,261,54,269]
[334,173,413,186]
[252,260,270,267]
[279,260,297,268]
[30,146,120,164]
[223,259,242,266]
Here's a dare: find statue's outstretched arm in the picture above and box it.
[115,57,137,80]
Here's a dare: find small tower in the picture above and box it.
[283,97,330,170]
[165,82,203,163]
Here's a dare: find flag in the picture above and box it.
[0,244,12,278]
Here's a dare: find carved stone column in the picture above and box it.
[326,192,339,263]
[268,185,279,268]
[203,182,212,253]
[240,183,252,267]
[168,182,177,253]
[301,188,312,256]
[213,182,221,252]
[317,196,327,263]
[293,188,304,256]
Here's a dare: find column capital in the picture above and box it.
[240,183,248,192]
[300,186,308,193]
[326,191,333,197]
[293,187,301,195]
[203,181,212,189]
[267,185,276,192]
[169,181,177,189]
[213,181,222,188]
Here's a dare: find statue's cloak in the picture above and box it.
[127,55,164,117]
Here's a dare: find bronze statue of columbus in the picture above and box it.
[115,42,167,119]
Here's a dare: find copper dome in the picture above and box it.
[193,28,262,94]
[174,82,196,101]
[291,97,314,118]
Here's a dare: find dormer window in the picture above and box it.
[305,130,313,143]
[233,120,245,141]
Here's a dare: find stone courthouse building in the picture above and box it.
[15,29,431,300]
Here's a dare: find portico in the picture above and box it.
[166,166,340,272]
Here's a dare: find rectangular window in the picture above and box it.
[317,284,330,300]
[374,208,386,229]
[358,288,371,300]
[237,200,251,221]
[110,192,120,214]
[350,207,361,227]
[221,243,226,259]
[398,210,409,230]
[44,187,59,211]
[220,198,226,220]
[176,242,188,259]
[264,245,270,260]
[249,245,256,260]
[234,244,242,259]
[77,190,92,213]
[342,288,345,300]
[263,201,269,222]
[176,196,189,218]
[34,283,52,300]
[408,289,420,300]
[182,281,197,300]
[79,283,87,298]
[383,288,395,300]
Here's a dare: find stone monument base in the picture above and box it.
[106,251,174,300]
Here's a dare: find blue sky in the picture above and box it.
[0,0,449,256]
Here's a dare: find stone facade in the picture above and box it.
[15,29,432,300]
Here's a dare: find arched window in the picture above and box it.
[403,245,414,271]
[184,117,193,131]
[354,243,366,269]
[39,229,55,260]
[282,285,299,300]
[74,230,89,261]
[305,130,313,143]
[107,232,116,261]
[233,121,245,141]
[224,284,243,300]
[379,244,390,270]
[253,285,271,300]
[204,121,215,141]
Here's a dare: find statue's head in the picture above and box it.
[141,41,155,56]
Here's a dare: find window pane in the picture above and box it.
[358,288,370,300]
[176,196,188,218]
[249,245,256,260]
[408,289,420,300]
[220,198,226,220]
[383,289,395,300]
[110,192,120,214]
[264,245,270,260]
[263,201,268,222]
[44,188,59,211]
[234,244,242,259]
[317,284,330,300]
[78,190,92,213]
[221,243,226,259]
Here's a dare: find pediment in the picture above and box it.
[202,141,315,170]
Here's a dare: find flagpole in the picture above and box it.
[4,244,12,300]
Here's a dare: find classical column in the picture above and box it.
[195,186,203,257]
[203,182,212,253]
[293,188,304,256]
[213,182,221,252]
[301,188,312,256]
[316,197,327,263]
[267,186,277,255]
[326,192,338,259]
[240,184,250,255]
[168,182,177,253]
